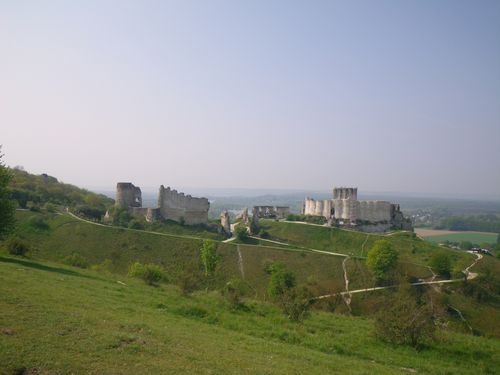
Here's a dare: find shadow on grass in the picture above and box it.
[0,256,95,279]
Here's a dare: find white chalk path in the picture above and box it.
[312,253,483,301]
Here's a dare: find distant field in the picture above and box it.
[415,229,498,245]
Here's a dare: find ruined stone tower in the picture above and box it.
[115,183,142,208]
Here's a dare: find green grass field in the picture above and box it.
[11,211,355,297]
[423,232,498,245]
[1,254,499,375]
[260,220,474,266]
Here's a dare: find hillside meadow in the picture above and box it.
[1,254,499,375]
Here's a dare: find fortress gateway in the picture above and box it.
[115,182,209,225]
[303,187,412,232]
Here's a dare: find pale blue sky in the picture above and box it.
[1,1,499,197]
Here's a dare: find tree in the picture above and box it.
[460,241,473,250]
[366,240,399,283]
[429,251,452,278]
[0,147,15,239]
[267,262,296,299]
[200,240,219,276]
[374,283,436,348]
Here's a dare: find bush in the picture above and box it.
[75,205,105,221]
[222,278,247,309]
[128,219,145,230]
[366,240,399,283]
[200,240,219,276]
[375,284,436,348]
[235,224,249,241]
[260,230,270,239]
[128,262,165,285]
[113,206,133,227]
[43,202,57,213]
[90,259,112,273]
[177,267,203,295]
[26,201,41,212]
[63,253,89,268]
[429,251,452,278]
[6,237,30,256]
[267,262,296,299]
[27,215,49,230]
[279,285,313,322]
[460,241,473,250]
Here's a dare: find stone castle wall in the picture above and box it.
[158,185,209,225]
[115,182,209,225]
[304,197,392,222]
[303,186,410,232]
[254,206,290,219]
[333,187,357,200]
[358,201,392,222]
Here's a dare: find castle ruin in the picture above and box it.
[115,182,209,225]
[253,206,290,219]
[303,187,412,232]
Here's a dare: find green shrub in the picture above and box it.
[128,219,145,230]
[6,237,30,256]
[429,251,452,278]
[200,240,219,276]
[267,262,296,299]
[63,253,89,268]
[113,206,133,227]
[128,262,165,285]
[260,230,270,239]
[279,286,313,322]
[375,284,436,348]
[43,202,57,213]
[177,267,203,295]
[222,278,247,309]
[26,201,41,212]
[90,259,112,273]
[366,240,399,283]
[235,224,249,241]
[75,205,105,221]
[27,215,49,230]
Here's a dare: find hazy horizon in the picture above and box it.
[2,1,499,198]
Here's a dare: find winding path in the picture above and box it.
[312,253,483,301]
[61,210,484,303]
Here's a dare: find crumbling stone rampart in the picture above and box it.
[253,206,290,219]
[158,185,209,225]
[115,182,209,225]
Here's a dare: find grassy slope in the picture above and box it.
[13,211,347,296]
[1,255,499,375]
[261,220,474,266]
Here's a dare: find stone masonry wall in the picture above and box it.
[158,185,209,225]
